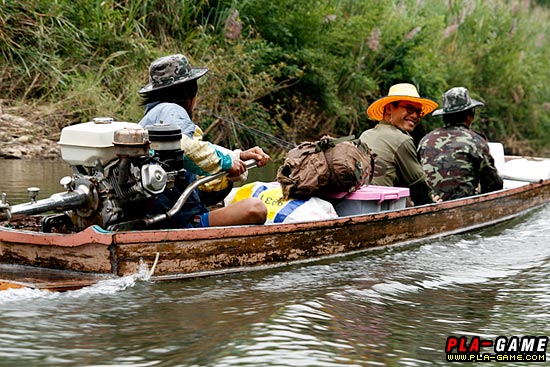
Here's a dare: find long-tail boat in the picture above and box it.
[1,119,549,291]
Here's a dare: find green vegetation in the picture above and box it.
[1,0,549,155]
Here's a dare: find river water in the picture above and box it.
[0,159,549,366]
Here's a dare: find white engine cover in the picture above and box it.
[58,118,140,167]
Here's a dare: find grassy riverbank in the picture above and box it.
[1,0,549,157]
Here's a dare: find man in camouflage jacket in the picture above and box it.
[418,87,503,201]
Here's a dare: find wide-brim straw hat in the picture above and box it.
[366,83,438,121]
[432,86,484,116]
[139,54,208,94]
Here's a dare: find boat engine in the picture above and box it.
[0,118,185,232]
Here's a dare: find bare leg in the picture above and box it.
[208,198,267,226]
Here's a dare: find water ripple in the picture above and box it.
[212,299,365,367]
[1,202,549,366]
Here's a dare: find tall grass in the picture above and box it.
[1,0,549,155]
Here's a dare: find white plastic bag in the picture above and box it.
[224,181,338,224]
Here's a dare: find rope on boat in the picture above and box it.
[150,252,160,277]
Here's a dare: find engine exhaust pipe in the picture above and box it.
[1,185,92,220]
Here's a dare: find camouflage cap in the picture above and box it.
[139,54,208,94]
[432,87,484,116]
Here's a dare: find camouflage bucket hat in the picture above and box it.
[138,54,208,94]
[432,87,484,116]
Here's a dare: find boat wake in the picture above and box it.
[330,205,550,305]
[0,260,154,303]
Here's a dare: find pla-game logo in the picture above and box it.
[445,335,548,362]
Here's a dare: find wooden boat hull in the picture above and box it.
[2,178,550,290]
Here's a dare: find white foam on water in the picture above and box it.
[0,258,154,303]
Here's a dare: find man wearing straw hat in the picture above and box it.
[418,87,502,201]
[137,53,270,228]
[360,83,438,206]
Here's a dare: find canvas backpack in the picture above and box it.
[276,135,375,200]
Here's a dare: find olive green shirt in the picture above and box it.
[360,121,433,205]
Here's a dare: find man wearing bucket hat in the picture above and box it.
[418,87,503,201]
[359,83,439,206]
[138,53,270,228]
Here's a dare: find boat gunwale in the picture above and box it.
[113,179,548,242]
[0,178,547,246]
